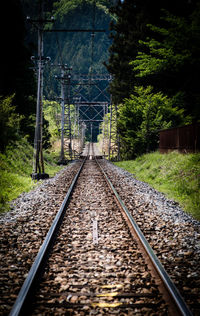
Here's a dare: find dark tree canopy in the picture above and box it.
[105,0,200,158]
[105,0,200,107]
[0,0,36,149]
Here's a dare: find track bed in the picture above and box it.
[1,148,198,315]
[28,160,168,315]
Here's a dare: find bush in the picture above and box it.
[0,95,23,152]
[118,86,186,159]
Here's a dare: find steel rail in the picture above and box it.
[10,158,87,316]
[96,159,192,316]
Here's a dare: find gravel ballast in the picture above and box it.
[100,160,200,315]
[0,159,199,315]
[0,161,81,315]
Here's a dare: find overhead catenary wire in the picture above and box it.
[47,0,108,153]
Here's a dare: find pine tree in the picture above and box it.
[105,0,198,104]
[105,0,162,104]
[132,6,200,120]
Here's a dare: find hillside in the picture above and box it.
[21,0,113,99]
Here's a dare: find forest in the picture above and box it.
[106,0,200,159]
[0,0,200,157]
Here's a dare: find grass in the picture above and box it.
[114,151,200,221]
[0,138,64,213]
[1,142,199,220]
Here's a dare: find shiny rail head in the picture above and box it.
[80,155,103,160]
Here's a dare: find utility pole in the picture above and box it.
[81,123,86,152]
[28,0,53,180]
[66,72,73,160]
[72,97,82,157]
[115,104,121,161]
[72,98,80,158]
[58,66,67,164]
[102,104,106,157]
[90,122,93,143]
[55,65,67,164]
[60,67,65,163]
[43,1,107,157]
[108,102,121,161]
[108,102,112,160]
[56,65,73,162]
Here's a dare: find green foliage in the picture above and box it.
[131,9,200,120]
[132,39,174,77]
[0,95,23,152]
[97,104,120,159]
[118,86,185,159]
[43,117,51,149]
[0,0,36,151]
[44,0,112,78]
[105,0,140,104]
[0,138,34,211]
[43,100,61,144]
[114,152,200,221]
[0,138,64,213]
[52,0,112,19]
[40,0,113,103]
[43,100,79,145]
[131,16,192,77]
[105,0,178,104]
[105,2,200,158]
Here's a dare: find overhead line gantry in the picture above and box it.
[29,0,120,172]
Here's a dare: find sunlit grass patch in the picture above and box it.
[0,138,64,213]
[114,151,200,221]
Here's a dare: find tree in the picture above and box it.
[105,0,144,104]
[131,7,200,121]
[105,0,198,104]
[118,86,185,159]
[106,0,170,104]
[0,96,22,152]
[104,0,200,158]
[0,0,36,144]
[43,100,61,144]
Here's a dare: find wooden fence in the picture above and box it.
[159,123,200,153]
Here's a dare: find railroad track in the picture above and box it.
[10,145,192,315]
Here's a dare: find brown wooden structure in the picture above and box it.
[159,123,200,153]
